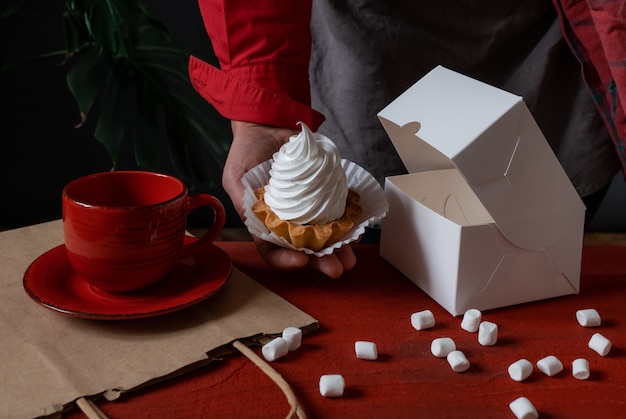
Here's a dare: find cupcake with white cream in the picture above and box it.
[242,122,387,255]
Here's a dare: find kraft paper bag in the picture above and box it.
[0,221,317,418]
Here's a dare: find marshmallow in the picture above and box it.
[261,337,289,362]
[588,332,611,356]
[572,358,590,380]
[461,309,482,332]
[446,350,470,373]
[282,327,302,351]
[411,310,435,330]
[509,397,539,419]
[576,309,601,327]
[319,374,345,397]
[355,341,378,360]
[430,337,456,358]
[478,321,498,346]
[536,355,563,376]
[508,359,533,382]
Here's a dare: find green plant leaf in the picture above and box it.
[133,79,162,170]
[66,48,107,125]
[163,107,224,186]
[60,0,230,187]
[94,66,129,165]
[170,91,231,164]
[63,1,91,53]
[86,0,138,56]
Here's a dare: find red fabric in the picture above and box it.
[66,242,626,418]
[553,0,626,172]
[188,0,325,130]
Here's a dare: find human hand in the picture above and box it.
[223,121,357,278]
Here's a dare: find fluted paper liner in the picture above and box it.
[242,159,388,256]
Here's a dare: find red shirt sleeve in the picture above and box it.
[189,0,325,130]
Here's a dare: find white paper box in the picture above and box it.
[377,66,585,316]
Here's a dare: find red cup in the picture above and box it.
[62,171,226,293]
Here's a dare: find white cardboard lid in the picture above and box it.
[378,66,584,250]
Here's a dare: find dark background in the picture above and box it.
[0,0,239,230]
[1,0,625,232]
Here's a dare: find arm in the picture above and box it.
[190,0,355,277]
[189,0,325,130]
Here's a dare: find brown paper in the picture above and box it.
[0,221,317,418]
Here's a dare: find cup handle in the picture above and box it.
[180,194,226,258]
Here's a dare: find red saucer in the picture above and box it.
[23,240,232,320]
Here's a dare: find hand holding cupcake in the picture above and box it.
[243,122,387,255]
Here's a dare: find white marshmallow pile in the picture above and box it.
[261,327,303,362]
[576,308,601,327]
[319,374,345,397]
[509,397,539,419]
[431,337,456,358]
[588,332,611,356]
[446,350,470,372]
[501,307,619,417]
[259,327,352,398]
[574,308,612,358]
[411,310,436,330]
[355,341,378,360]
[249,300,621,417]
[508,359,533,382]
[572,358,590,380]
[478,321,498,347]
[573,309,613,357]
[536,355,564,377]
[461,309,499,347]
[307,305,617,411]
[461,308,482,332]
[418,309,493,373]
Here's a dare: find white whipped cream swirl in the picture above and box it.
[264,122,349,224]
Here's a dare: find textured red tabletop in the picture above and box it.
[67,242,626,418]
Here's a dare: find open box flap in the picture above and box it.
[378,66,584,250]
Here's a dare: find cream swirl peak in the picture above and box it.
[263,122,349,224]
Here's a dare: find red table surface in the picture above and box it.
[66,243,626,418]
